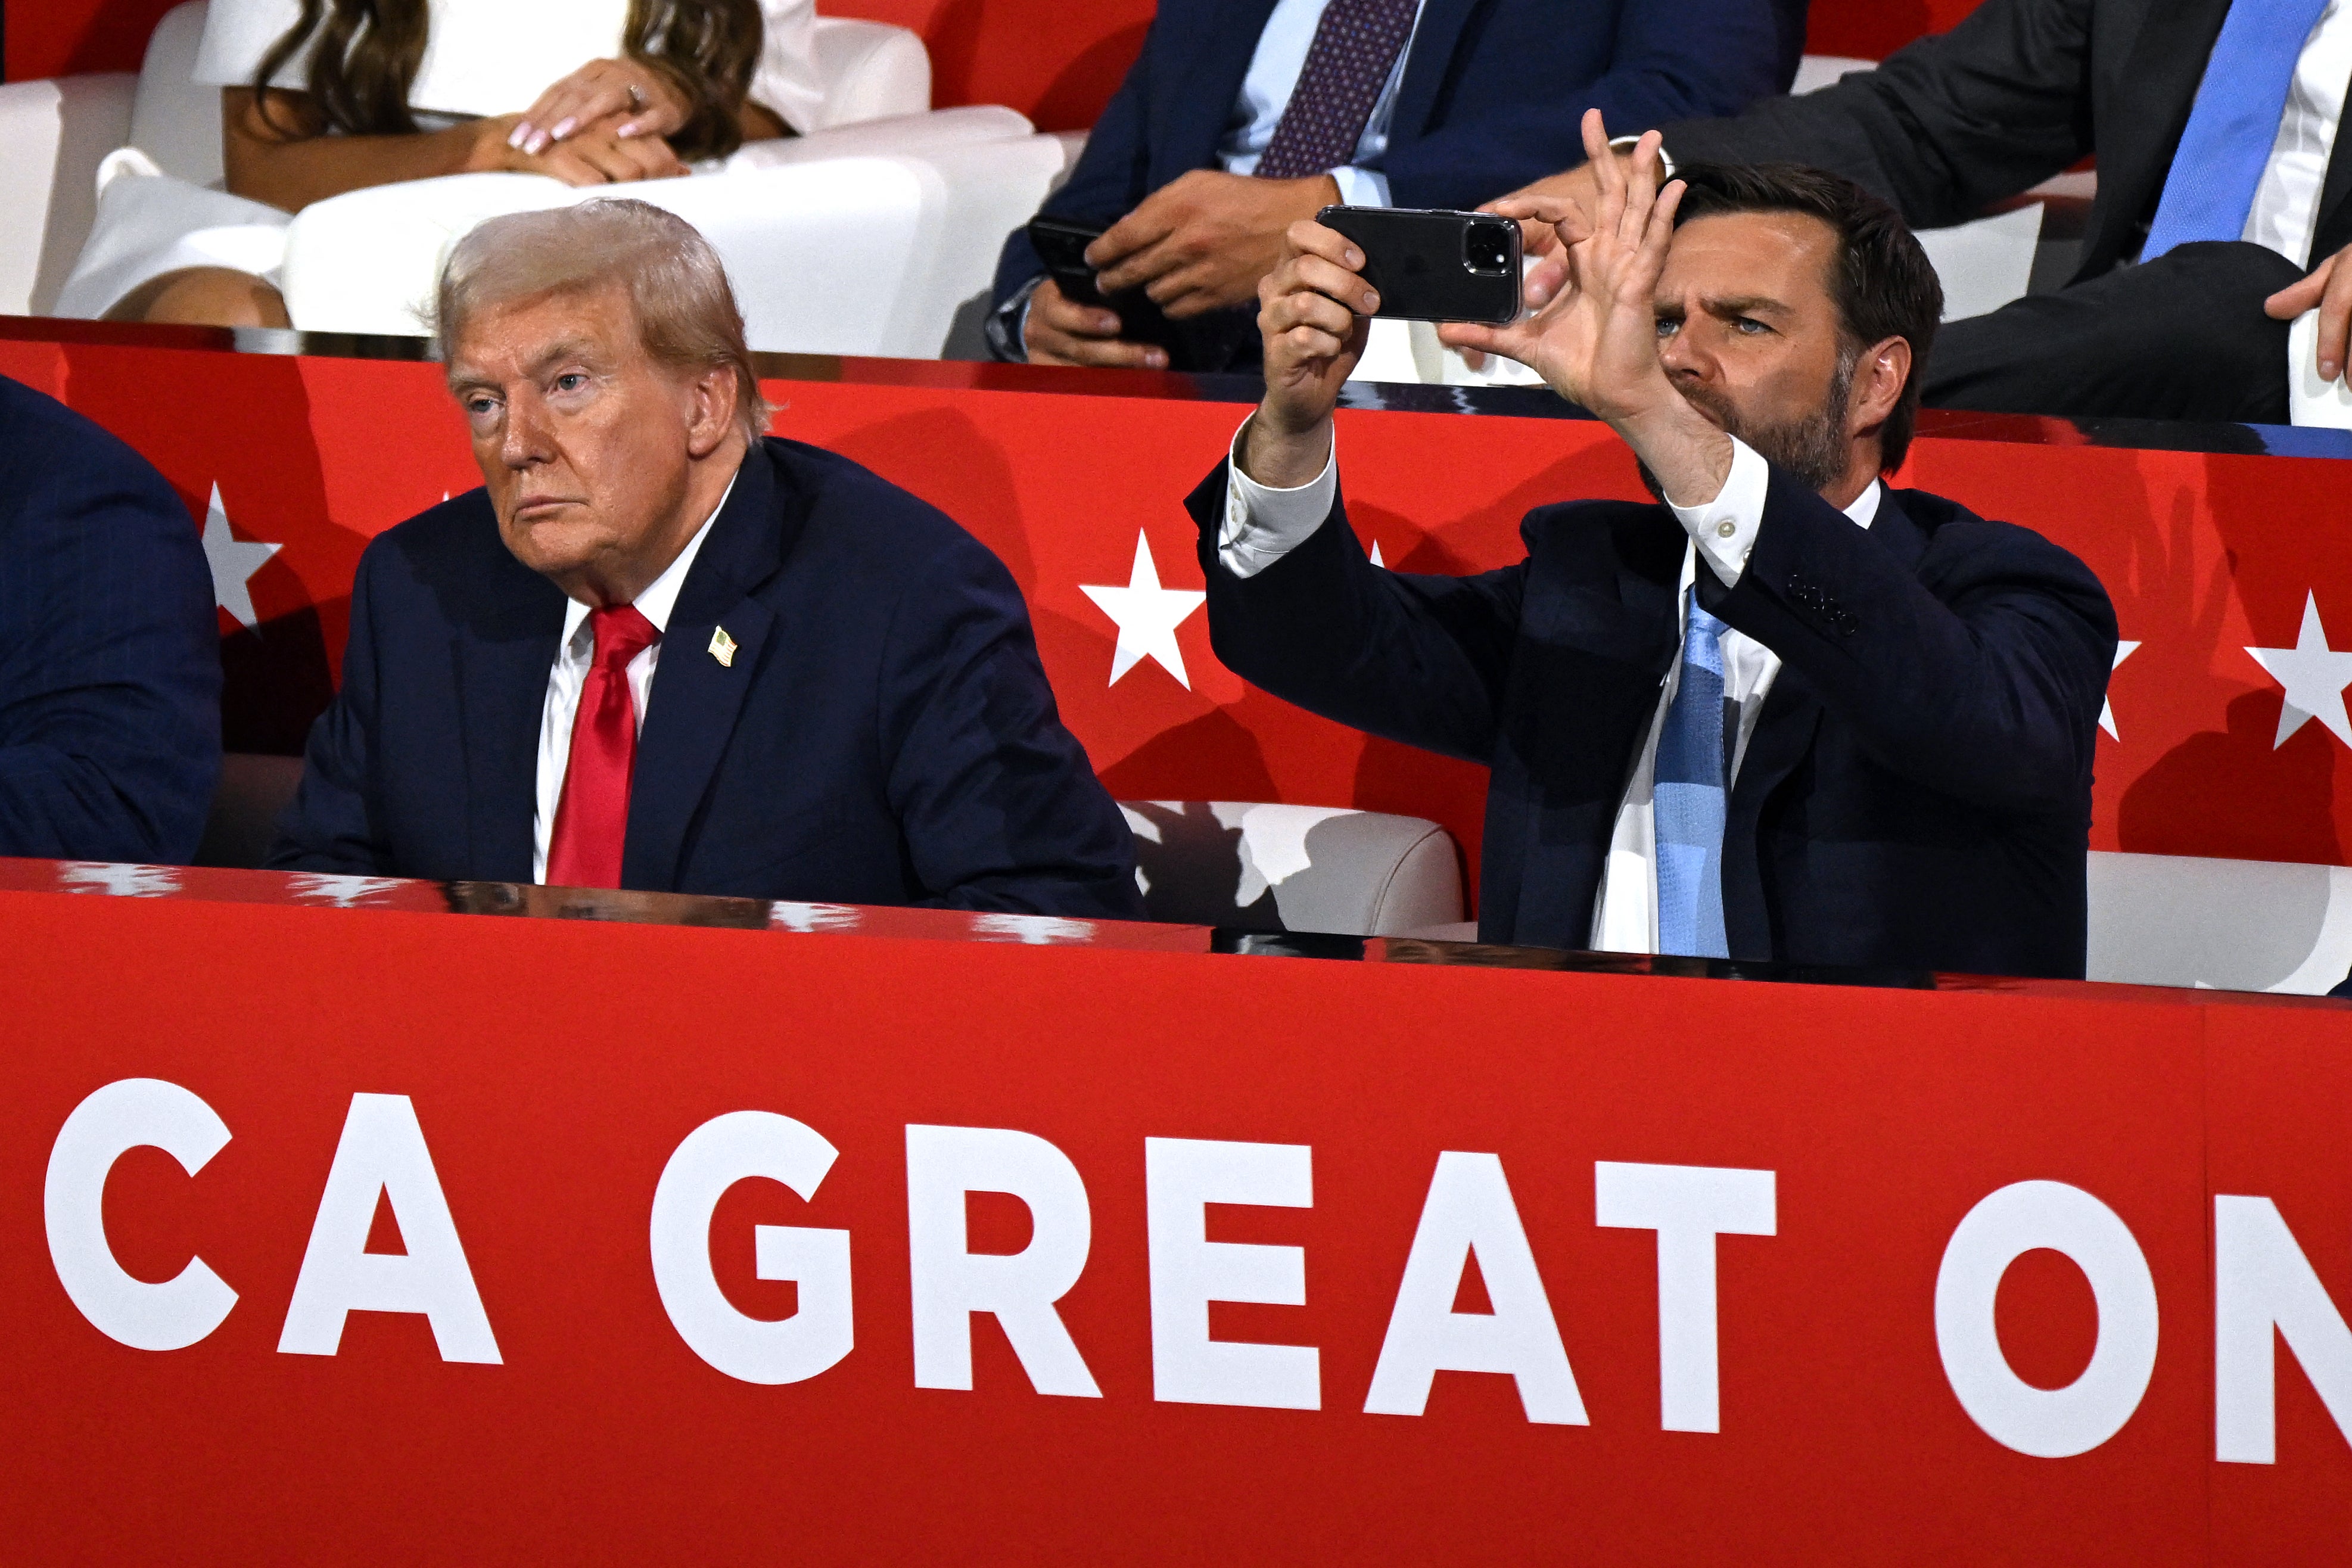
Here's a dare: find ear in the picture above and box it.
[682,363,738,460]
[1848,334,1911,441]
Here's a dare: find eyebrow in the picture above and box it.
[1698,294,1793,321]
[447,338,609,393]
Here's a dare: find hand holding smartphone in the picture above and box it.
[1025,214,1178,349]
[1312,206,1523,325]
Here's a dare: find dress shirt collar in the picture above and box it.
[1844,477,1884,529]
[558,469,739,651]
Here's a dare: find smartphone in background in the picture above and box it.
[1025,214,1177,347]
[1315,206,1522,325]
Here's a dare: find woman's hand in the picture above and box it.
[469,113,689,185]
[510,57,692,154]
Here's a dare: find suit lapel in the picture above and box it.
[624,445,798,891]
[455,556,566,886]
[2316,66,2352,262]
[1162,0,1284,186]
[1718,490,1928,959]
[1388,0,1476,144]
[2083,0,2234,276]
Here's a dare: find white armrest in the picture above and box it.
[723,104,1032,174]
[0,74,138,315]
[881,132,1075,357]
[808,17,930,130]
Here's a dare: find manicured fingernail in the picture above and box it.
[616,121,638,138]
[525,131,549,154]
[551,117,577,140]
[509,123,531,148]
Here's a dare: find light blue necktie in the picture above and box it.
[2142,0,2334,261]
[1655,590,1731,959]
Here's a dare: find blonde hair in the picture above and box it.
[434,199,773,445]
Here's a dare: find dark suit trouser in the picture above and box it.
[1922,241,2306,424]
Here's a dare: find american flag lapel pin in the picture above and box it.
[708,626,737,667]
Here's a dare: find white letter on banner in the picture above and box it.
[1934,1180,2157,1457]
[278,1094,501,1364]
[1145,1137,1318,1409]
[2215,1194,2352,1463]
[649,1110,853,1385]
[907,1125,1100,1396]
[1594,1161,1776,1433]
[45,1078,238,1351]
[1363,1152,1585,1423]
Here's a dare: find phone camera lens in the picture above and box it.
[1463,221,1513,276]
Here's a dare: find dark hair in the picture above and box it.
[1670,161,1943,472]
[254,0,764,162]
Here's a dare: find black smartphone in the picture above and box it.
[1025,213,1177,347]
[1315,206,1522,325]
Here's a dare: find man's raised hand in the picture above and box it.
[1240,220,1379,489]
[1440,111,1684,425]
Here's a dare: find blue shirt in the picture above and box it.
[1217,0,1427,206]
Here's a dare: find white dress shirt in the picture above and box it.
[2242,0,2352,268]
[531,478,732,883]
[1218,423,1879,953]
[1218,0,1426,208]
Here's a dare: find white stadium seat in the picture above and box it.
[0,1,1071,355]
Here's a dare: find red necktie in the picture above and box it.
[545,605,661,889]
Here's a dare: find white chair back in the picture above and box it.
[130,2,222,187]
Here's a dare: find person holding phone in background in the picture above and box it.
[1191,113,2116,979]
[984,0,1805,373]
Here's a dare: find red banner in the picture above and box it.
[1,866,2349,1560]
[2,331,2344,892]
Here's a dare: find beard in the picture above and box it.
[1639,349,1858,502]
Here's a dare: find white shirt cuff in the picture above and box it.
[1330,166,1391,207]
[1608,133,1676,178]
[1219,413,1338,579]
[1666,436,1768,588]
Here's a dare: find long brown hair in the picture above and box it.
[253,0,764,161]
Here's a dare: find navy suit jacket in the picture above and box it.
[0,375,220,863]
[269,438,1142,917]
[991,0,1805,312]
[1190,459,2117,978]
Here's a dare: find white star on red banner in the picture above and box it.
[2099,640,2139,740]
[1081,531,1206,689]
[2247,592,2352,749]
[200,483,281,632]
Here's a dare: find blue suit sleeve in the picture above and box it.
[0,443,220,864]
[879,533,1143,918]
[1382,0,1795,209]
[989,11,1162,310]
[265,542,390,872]
[1186,460,1525,764]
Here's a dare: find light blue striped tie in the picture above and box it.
[2142,0,2334,261]
[1656,590,1730,959]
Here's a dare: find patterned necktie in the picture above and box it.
[2142,0,2334,260]
[1254,0,1421,181]
[1654,590,1732,959]
[545,604,661,889]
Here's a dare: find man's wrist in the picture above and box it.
[1613,401,1735,508]
[1239,407,1335,490]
